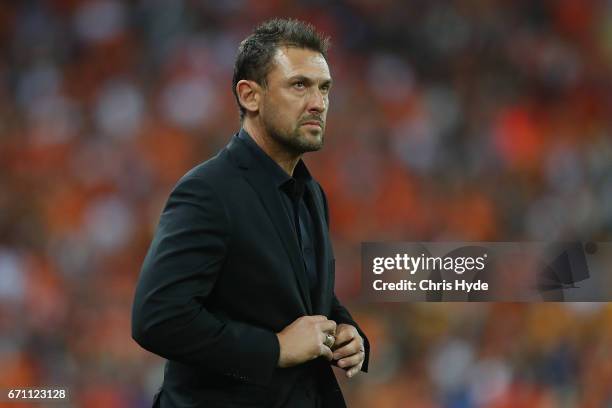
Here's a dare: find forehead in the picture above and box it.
[267,46,331,81]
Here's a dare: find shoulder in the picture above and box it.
[173,147,243,192]
[183,149,235,183]
[163,148,240,208]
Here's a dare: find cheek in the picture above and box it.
[282,105,305,124]
[264,102,296,130]
[265,92,309,128]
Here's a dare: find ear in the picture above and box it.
[236,80,262,116]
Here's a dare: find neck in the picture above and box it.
[243,119,301,176]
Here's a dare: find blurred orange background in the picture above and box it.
[0,1,611,407]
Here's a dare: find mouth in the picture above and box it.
[301,121,323,127]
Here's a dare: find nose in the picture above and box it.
[307,88,326,113]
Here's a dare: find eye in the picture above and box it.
[293,81,305,89]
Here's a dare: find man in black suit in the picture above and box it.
[132,18,369,407]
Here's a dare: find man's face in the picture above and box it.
[259,46,332,155]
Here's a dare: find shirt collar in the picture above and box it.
[238,128,313,189]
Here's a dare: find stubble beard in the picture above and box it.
[263,114,325,156]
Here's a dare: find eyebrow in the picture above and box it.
[289,75,333,87]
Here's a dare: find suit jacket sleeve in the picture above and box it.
[131,175,280,386]
[318,184,371,373]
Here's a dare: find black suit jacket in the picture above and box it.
[132,130,370,407]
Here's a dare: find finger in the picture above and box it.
[337,351,364,369]
[319,344,333,361]
[346,362,363,378]
[319,331,331,344]
[308,315,328,322]
[334,326,355,347]
[318,320,337,334]
[332,338,361,360]
[319,331,336,349]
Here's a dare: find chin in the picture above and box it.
[302,133,324,149]
[301,127,323,139]
[305,140,324,152]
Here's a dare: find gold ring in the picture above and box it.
[324,333,335,348]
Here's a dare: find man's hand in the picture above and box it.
[276,315,337,368]
[332,323,365,378]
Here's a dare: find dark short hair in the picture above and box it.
[232,18,331,121]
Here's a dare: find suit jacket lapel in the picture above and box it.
[227,134,313,314]
[306,181,332,315]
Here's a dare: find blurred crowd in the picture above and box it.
[0,0,611,407]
